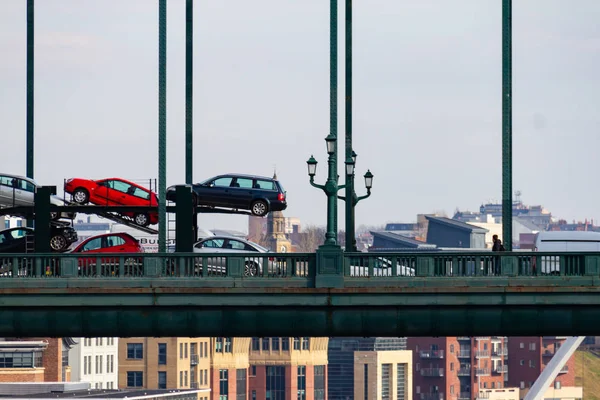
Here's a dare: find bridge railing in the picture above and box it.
[1,251,600,280]
[0,252,316,279]
[343,251,600,277]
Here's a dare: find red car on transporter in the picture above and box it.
[64,177,158,226]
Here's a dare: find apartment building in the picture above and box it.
[353,350,412,400]
[408,337,510,400]
[249,337,328,400]
[118,337,211,395]
[69,337,118,389]
[0,340,47,383]
[1,338,73,382]
[328,337,407,400]
[506,336,576,398]
[210,337,251,400]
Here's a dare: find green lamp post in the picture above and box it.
[307,134,344,247]
[340,151,373,251]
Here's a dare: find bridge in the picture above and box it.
[1,249,600,337]
[4,0,597,340]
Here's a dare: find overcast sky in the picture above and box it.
[1,0,599,233]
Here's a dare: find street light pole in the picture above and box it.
[344,0,354,251]
[340,154,373,251]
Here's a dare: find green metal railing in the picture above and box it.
[1,251,600,280]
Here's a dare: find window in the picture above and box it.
[255,179,276,190]
[216,337,223,352]
[262,338,270,351]
[282,338,290,351]
[450,344,454,353]
[314,365,325,400]
[381,364,391,400]
[225,337,232,353]
[99,355,103,373]
[520,381,525,389]
[252,391,256,400]
[127,343,143,359]
[450,362,454,371]
[297,366,306,400]
[204,342,208,357]
[100,338,103,346]
[158,343,167,365]
[106,355,109,373]
[272,337,280,351]
[520,342,524,349]
[127,372,143,388]
[185,371,188,386]
[185,343,188,358]
[266,366,285,400]
[95,355,99,373]
[529,343,536,351]
[86,356,91,375]
[180,371,183,387]
[236,369,247,400]
[204,370,208,385]
[529,360,536,368]
[106,235,125,248]
[396,363,406,400]
[251,365,256,376]
[84,356,88,375]
[251,338,260,351]
[235,178,254,188]
[302,337,309,350]
[110,355,114,373]
[200,239,225,249]
[293,337,300,350]
[220,369,229,400]
[180,343,184,359]
[17,179,35,192]
[450,385,454,394]
[82,237,103,252]
[363,364,369,400]
[520,359,525,366]
[213,177,233,187]
[200,342,204,358]
[111,180,132,194]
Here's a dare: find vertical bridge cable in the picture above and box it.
[158,0,167,253]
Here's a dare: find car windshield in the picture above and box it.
[251,242,270,252]
[195,177,213,186]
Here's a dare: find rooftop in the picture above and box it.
[426,215,488,233]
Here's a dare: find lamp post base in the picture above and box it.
[315,244,344,288]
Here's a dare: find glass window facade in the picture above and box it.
[314,365,325,400]
[219,369,229,400]
[236,369,247,400]
[397,363,406,400]
[158,343,167,365]
[297,366,306,400]
[266,366,285,400]
[127,371,143,387]
[381,364,391,400]
[158,371,167,389]
[0,352,42,368]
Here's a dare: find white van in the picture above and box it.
[533,231,600,274]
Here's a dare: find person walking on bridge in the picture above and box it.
[491,234,505,275]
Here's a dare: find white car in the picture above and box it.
[0,173,74,220]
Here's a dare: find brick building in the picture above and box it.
[210,337,251,400]
[407,337,510,400]
[249,337,328,400]
[0,338,72,383]
[506,336,575,397]
[119,337,211,396]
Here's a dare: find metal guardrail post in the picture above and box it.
[61,258,78,277]
[144,257,162,277]
[315,246,344,288]
[501,255,517,276]
[227,257,244,278]
[416,257,434,277]
[585,255,600,276]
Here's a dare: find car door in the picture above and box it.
[16,178,36,206]
[106,179,133,206]
[90,179,112,205]
[202,177,235,207]
[194,238,226,273]
[228,177,254,208]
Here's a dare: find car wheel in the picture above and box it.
[134,213,149,227]
[250,200,268,217]
[50,235,68,251]
[244,261,259,277]
[72,188,89,204]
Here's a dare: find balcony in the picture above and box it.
[420,350,444,359]
[491,348,508,357]
[191,382,199,389]
[491,337,503,343]
[457,337,471,341]
[420,368,444,377]
[458,393,472,400]
[476,393,490,400]
[457,367,471,376]
[494,365,508,374]
[458,350,471,358]
[420,394,444,400]
[475,368,490,376]
[475,350,490,358]
[190,354,199,365]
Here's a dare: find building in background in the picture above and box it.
[0,340,47,383]
[210,337,250,400]
[69,337,118,389]
[506,336,577,399]
[118,337,211,394]
[353,350,412,400]
[407,337,511,400]
[328,337,406,400]
[249,337,328,400]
